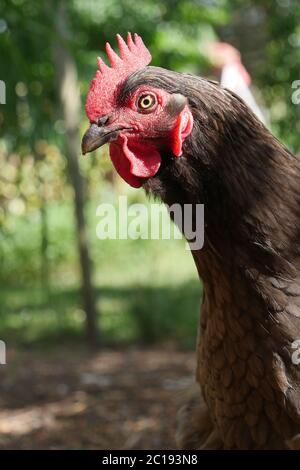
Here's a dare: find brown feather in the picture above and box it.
[120,66,300,449]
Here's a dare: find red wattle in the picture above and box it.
[109,135,161,188]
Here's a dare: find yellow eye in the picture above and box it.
[137,93,156,112]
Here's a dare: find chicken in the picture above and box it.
[82,33,300,450]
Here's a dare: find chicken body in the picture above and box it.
[83,42,300,449]
[127,68,300,449]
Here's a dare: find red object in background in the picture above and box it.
[206,42,266,124]
[207,42,251,85]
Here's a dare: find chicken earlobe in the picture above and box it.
[170,107,194,157]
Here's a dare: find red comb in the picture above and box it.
[85,33,152,122]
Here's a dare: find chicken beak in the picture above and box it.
[81,123,122,155]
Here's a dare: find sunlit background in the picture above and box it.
[0,0,299,449]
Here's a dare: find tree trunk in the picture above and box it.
[52,1,99,346]
[40,198,50,295]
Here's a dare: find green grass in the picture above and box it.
[0,199,201,349]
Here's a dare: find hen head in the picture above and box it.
[82,33,193,188]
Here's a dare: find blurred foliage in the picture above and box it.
[0,0,299,347]
[224,0,300,150]
[0,200,200,348]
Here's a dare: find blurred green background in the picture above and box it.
[1,0,300,451]
[1,0,300,350]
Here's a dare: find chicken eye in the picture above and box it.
[137,93,156,112]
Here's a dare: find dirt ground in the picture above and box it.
[0,347,196,449]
